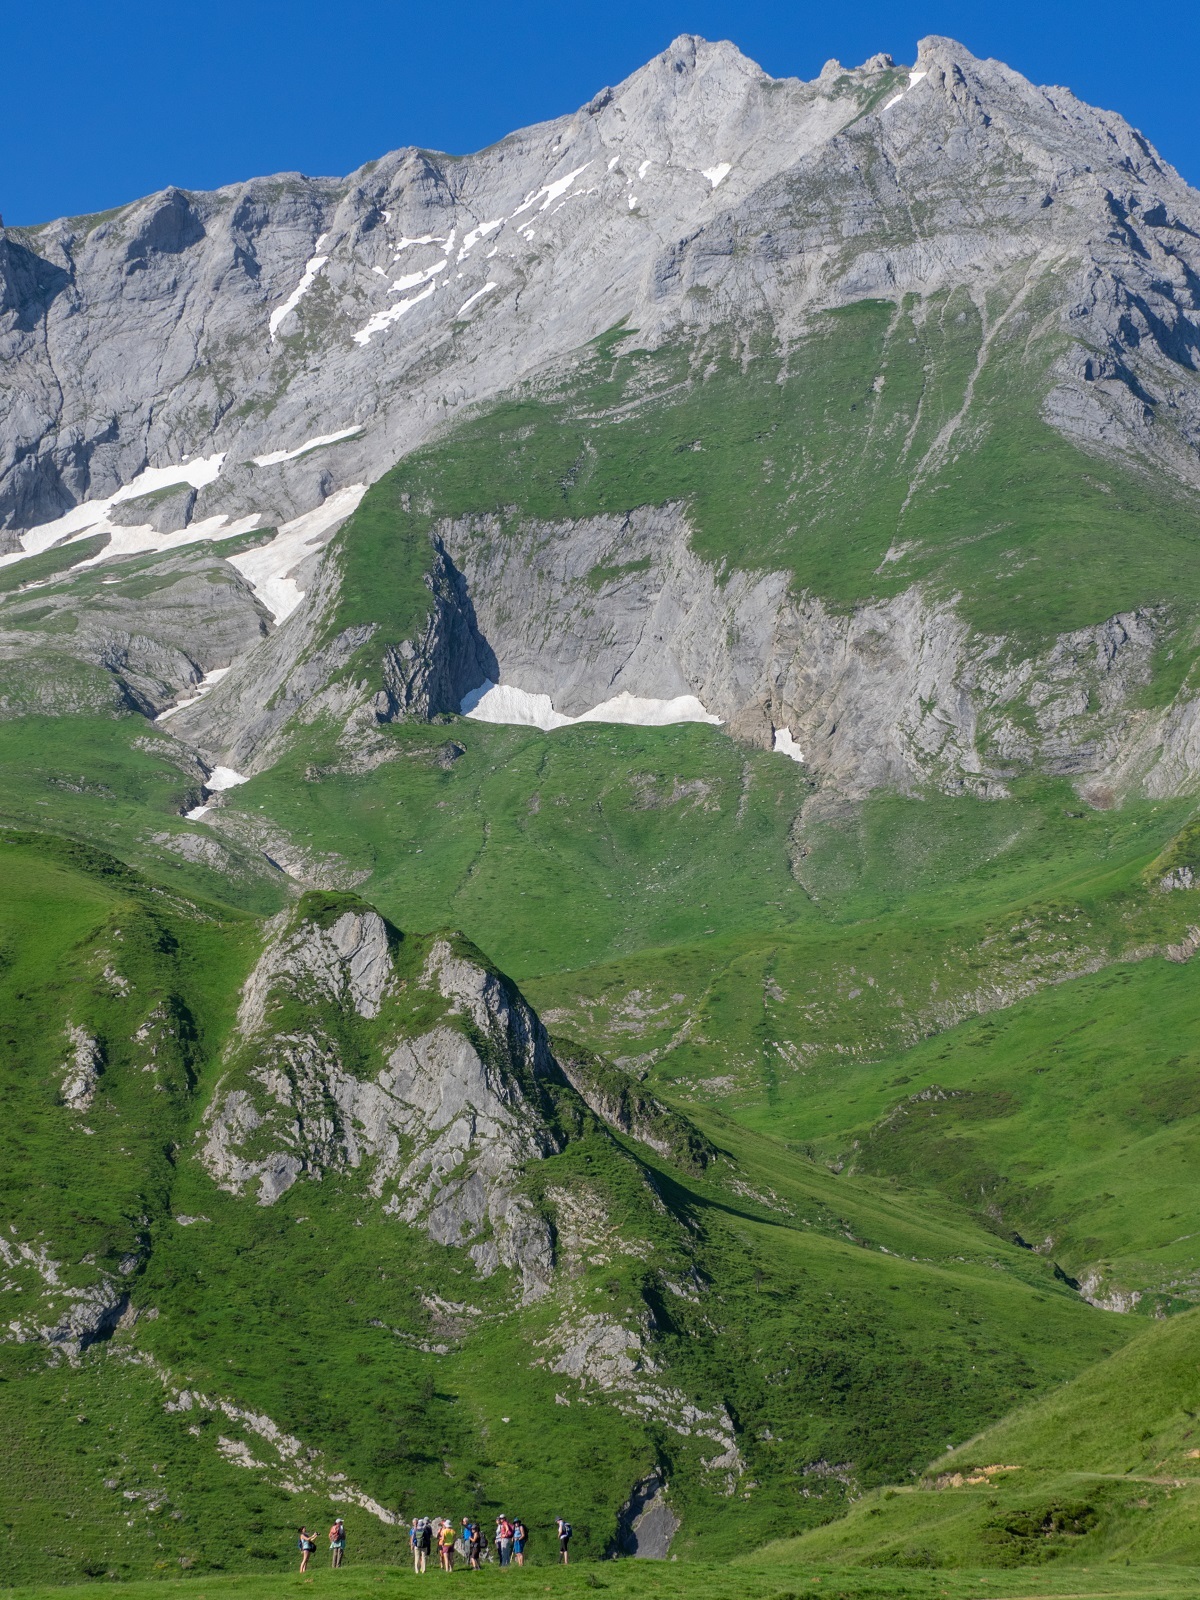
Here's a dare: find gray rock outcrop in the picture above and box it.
[201,906,568,1299]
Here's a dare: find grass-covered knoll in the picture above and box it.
[0,831,259,1272]
[0,717,288,914]
[767,1309,1200,1571]
[329,288,1200,675]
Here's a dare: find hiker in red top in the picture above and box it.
[329,1517,346,1567]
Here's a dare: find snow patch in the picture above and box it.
[773,728,805,763]
[628,196,638,211]
[226,483,367,622]
[511,162,591,217]
[185,805,212,821]
[4,450,230,567]
[206,767,248,791]
[352,281,437,346]
[461,681,721,733]
[882,94,904,111]
[251,427,363,467]
[68,513,261,571]
[393,235,443,252]
[637,160,652,179]
[607,156,620,171]
[908,68,927,86]
[390,260,446,293]
[457,220,503,261]
[269,235,329,339]
[457,282,497,316]
[702,162,732,188]
[156,667,231,722]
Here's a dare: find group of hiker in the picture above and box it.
[409,1513,569,1572]
[298,1514,573,1572]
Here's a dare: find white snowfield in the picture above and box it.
[226,483,367,623]
[702,162,732,187]
[457,283,497,316]
[460,681,722,731]
[512,163,592,217]
[251,427,363,467]
[186,765,249,820]
[268,235,329,339]
[0,452,229,567]
[773,727,805,763]
[352,281,437,346]
[206,766,248,791]
[156,666,231,722]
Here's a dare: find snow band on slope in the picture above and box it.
[251,427,363,467]
[269,236,330,339]
[226,484,367,622]
[460,681,721,731]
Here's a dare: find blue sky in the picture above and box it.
[4,0,1197,226]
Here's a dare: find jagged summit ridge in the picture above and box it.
[3,31,1194,545]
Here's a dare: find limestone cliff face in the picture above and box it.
[4,35,1198,541]
[201,903,592,1300]
[3,34,1200,801]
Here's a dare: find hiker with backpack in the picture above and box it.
[438,1516,456,1571]
[466,1518,484,1569]
[556,1517,572,1564]
[512,1517,528,1566]
[298,1527,317,1573]
[495,1514,513,1566]
[329,1517,346,1568]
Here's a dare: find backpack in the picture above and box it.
[561,1522,572,1539]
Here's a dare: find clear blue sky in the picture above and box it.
[4,0,1197,227]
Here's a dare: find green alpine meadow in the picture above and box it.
[2,29,1200,1600]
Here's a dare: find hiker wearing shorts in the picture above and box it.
[466,1519,483,1569]
[298,1527,316,1573]
[329,1517,346,1567]
[556,1517,572,1564]
[512,1518,527,1566]
[438,1516,456,1571]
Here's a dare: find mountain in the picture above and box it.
[2,33,1200,1585]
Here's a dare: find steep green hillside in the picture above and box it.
[0,830,1152,1586]
[330,304,1200,676]
[765,1309,1200,1570]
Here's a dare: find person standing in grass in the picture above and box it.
[496,1513,513,1566]
[410,1519,424,1575]
[556,1517,572,1564]
[438,1515,456,1571]
[329,1516,346,1567]
[512,1517,528,1566]
[418,1516,433,1573]
[466,1517,483,1569]
[298,1527,316,1572]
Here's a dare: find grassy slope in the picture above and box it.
[329,292,1200,678]
[0,833,1144,1586]
[764,1309,1200,1570]
[0,718,287,915]
[6,1560,1200,1600]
